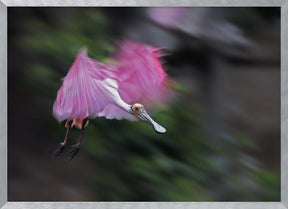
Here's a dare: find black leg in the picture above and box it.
[53,120,72,157]
[68,119,88,160]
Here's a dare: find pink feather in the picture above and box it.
[53,41,169,122]
[98,41,169,120]
[53,48,118,122]
[116,41,167,103]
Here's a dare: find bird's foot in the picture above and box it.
[68,144,81,161]
[53,142,66,157]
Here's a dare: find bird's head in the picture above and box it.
[131,103,166,134]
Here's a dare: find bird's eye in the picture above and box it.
[135,107,139,111]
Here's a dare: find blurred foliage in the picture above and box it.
[12,8,280,201]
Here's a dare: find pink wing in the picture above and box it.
[117,41,167,105]
[98,41,169,120]
[53,48,118,122]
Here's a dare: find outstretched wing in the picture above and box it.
[53,48,118,122]
[98,41,170,120]
[116,41,168,105]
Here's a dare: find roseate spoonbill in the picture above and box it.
[53,41,169,159]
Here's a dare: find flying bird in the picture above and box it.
[53,41,169,160]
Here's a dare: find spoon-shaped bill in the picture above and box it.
[138,108,166,133]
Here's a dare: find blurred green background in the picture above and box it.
[8,7,280,201]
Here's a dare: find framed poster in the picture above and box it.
[1,0,287,209]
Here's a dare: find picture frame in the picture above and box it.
[1,0,287,208]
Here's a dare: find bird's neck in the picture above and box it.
[103,78,133,114]
[115,99,133,114]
